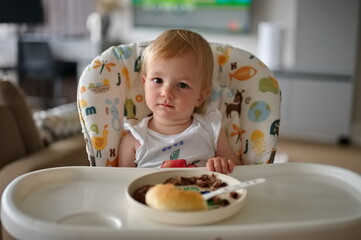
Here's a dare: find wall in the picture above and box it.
[294,0,359,75]
[252,0,297,70]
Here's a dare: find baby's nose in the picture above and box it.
[161,85,174,99]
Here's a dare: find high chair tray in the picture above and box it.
[2,163,361,240]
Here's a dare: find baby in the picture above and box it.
[118,29,241,174]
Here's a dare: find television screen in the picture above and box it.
[0,0,44,24]
[132,0,252,33]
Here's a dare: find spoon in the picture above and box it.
[202,178,266,201]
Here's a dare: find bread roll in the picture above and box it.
[145,184,207,211]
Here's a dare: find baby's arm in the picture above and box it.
[206,130,242,174]
[117,132,139,167]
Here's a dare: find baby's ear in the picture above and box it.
[197,88,210,106]
[141,75,146,84]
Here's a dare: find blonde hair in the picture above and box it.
[141,29,214,113]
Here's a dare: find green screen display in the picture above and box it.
[132,0,252,33]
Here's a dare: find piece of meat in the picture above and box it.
[132,184,153,204]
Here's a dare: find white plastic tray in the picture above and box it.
[2,163,361,240]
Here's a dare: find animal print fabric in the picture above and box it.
[77,41,281,167]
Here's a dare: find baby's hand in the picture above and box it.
[206,157,234,174]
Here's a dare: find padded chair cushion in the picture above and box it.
[0,80,44,154]
[33,102,82,146]
[78,42,281,167]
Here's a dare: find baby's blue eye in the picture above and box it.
[153,78,163,84]
[177,82,189,89]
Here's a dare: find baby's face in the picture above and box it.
[142,51,208,122]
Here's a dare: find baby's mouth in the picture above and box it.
[158,103,174,108]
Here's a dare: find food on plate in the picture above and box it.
[132,173,242,211]
[164,173,227,190]
[145,184,207,211]
[132,184,153,204]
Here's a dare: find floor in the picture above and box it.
[276,139,361,174]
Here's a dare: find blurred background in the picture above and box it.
[0,0,360,171]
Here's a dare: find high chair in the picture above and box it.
[77,41,281,167]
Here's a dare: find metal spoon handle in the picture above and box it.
[202,178,266,201]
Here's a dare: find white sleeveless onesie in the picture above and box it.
[124,104,222,168]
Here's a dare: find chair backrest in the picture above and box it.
[77,41,281,167]
[0,79,44,168]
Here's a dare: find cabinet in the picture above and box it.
[277,0,359,144]
[278,74,353,143]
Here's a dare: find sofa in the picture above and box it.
[0,79,89,239]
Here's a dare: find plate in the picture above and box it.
[126,169,247,225]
